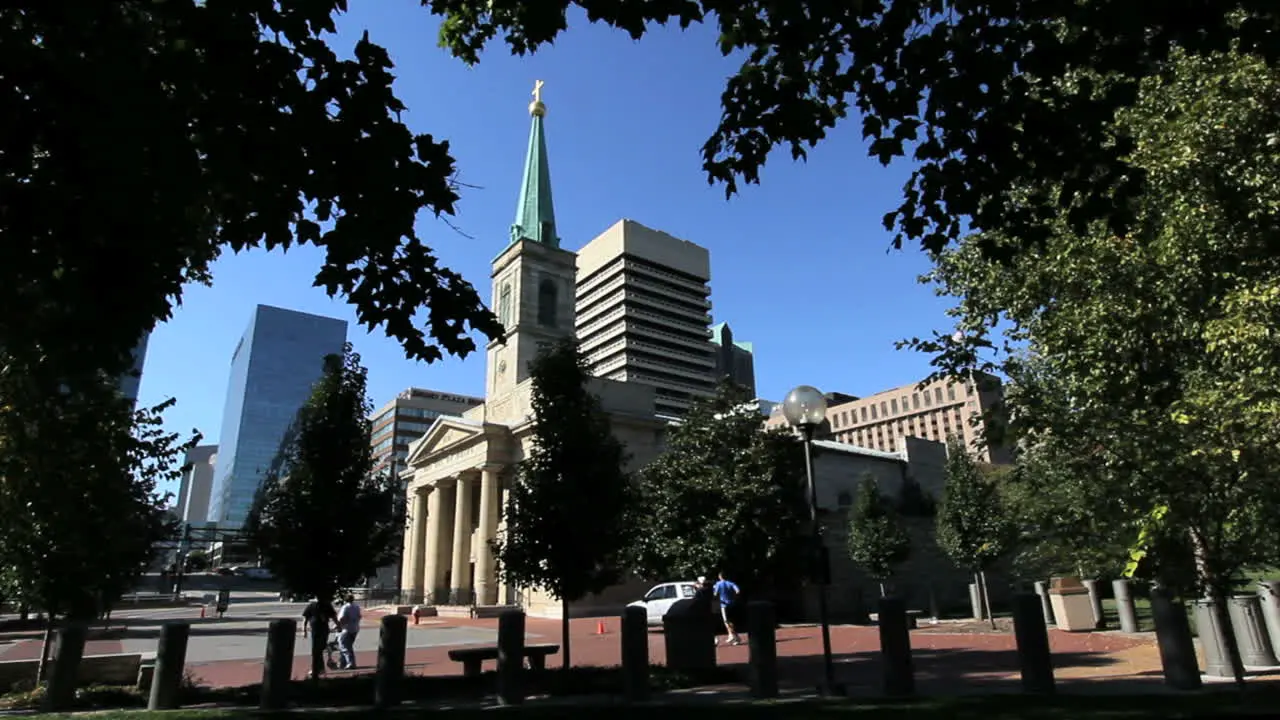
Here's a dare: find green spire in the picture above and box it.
[510,80,559,248]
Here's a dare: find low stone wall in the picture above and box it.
[0,652,154,692]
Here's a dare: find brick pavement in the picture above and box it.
[183,612,1169,694]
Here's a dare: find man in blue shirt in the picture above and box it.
[712,572,742,646]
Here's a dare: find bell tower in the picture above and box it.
[486,80,578,413]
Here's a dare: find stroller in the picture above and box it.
[323,629,341,670]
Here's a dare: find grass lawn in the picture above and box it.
[36,689,1280,720]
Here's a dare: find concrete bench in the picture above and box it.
[869,609,927,630]
[446,644,559,678]
[0,652,151,692]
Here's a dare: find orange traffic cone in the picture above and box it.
[596,620,607,635]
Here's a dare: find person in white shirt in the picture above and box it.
[335,594,362,670]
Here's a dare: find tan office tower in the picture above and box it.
[575,220,717,417]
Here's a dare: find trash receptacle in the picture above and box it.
[1227,594,1278,667]
[1048,577,1095,632]
[662,594,716,672]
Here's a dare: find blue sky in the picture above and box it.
[137,1,958,485]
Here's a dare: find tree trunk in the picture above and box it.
[979,571,996,630]
[561,597,571,669]
[35,614,55,686]
[1190,531,1246,689]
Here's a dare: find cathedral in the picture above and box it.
[397,82,665,617]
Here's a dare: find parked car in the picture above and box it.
[627,581,700,626]
[240,567,274,581]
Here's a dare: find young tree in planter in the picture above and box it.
[0,360,195,683]
[936,437,1014,628]
[846,475,911,598]
[626,381,812,601]
[246,345,402,670]
[492,339,630,669]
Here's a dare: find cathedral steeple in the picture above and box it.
[510,80,560,248]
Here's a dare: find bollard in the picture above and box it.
[261,619,297,710]
[309,616,328,679]
[968,583,986,621]
[497,610,526,706]
[1226,594,1278,667]
[1257,582,1280,656]
[746,601,779,699]
[621,606,650,703]
[1034,581,1056,626]
[1112,580,1140,633]
[876,596,914,696]
[1011,593,1055,694]
[375,614,408,708]
[1081,579,1105,629]
[1148,587,1201,690]
[43,622,89,712]
[148,622,191,710]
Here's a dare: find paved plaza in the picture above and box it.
[0,598,1219,694]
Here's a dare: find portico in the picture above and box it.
[399,418,518,606]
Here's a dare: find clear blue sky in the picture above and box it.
[137,1,957,491]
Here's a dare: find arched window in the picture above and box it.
[537,278,557,327]
[498,282,512,328]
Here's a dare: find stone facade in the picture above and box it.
[794,436,984,618]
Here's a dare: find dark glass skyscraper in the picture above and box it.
[207,305,347,528]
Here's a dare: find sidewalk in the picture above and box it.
[187,613,1169,693]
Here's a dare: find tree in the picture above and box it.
[995,436,1132,581]
[908,47,1280,684]
[846,475,911,597]
[936,437,1013,628]
[3,2,501,395]
[492,339,630,669]
[184,550,210,573]
[627,381,811,599]
[429,1,1277,260]
[246,345,401,641]
[0,358,196,682]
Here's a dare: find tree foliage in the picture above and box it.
[846,474,910,592]
[493,340,629,633]
[246,345,401,605]
[935,438,1013,574]
[912,48,1280,596]
[0,360,196,620]
[3,1,500,392]
[994,432,1132,580]
[429,0,1277,259]
[627,382,811,593]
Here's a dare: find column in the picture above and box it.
[495,478,510,605]
[400,489,428,599]
[474,467,502,605]
[422,485,448,604]
[449,474,474,605]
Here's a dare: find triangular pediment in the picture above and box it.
[405,417,487,467]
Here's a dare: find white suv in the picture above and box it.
[627,581,700,626]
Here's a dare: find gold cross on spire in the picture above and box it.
[529,79,547,117]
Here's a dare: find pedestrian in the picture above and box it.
[301,597,337,639]
[336,593,363,670]
[713,571,743,646]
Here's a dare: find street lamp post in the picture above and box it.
[782,384,837,696]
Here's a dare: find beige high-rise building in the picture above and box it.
[575,220,717,417]
[369,388,484,476]
[768,372,1012,464]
